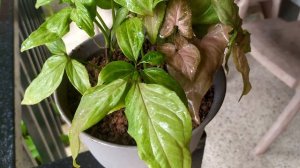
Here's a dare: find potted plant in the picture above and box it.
[20,0,251,167]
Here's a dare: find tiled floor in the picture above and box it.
[201,56,300,168]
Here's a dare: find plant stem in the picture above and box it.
[96,12,109,33]
[95,20,109,47]
[111,0,116,24]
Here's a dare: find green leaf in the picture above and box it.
[96,0,111,9]
[70,79,128,167]
[60,0,72,3]
[66,59,91,95]
[45,39,67,55]
[141,67,188,106]
[140,51,165,66]
[114,0,163,15]
[111,7,129,42]
[125,83,192,168]
[21,8,72,52]
[21,55,68,105]
[35,0,55,8]
[113,7,129,30]
[70,0,97,36]
[116,17,144,61]
[191,0,219,25]
[143,3,166,44]
[212,0,240,28]
[97,61,135,85]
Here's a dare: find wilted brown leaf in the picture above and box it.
[159,0,193,39]
[168,24,230,124]
[232,30,252,100]
[159,36,201,80]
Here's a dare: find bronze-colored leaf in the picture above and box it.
[167,24,230,124]
[232,30,252,100]
[159,0,193,39]
[159,36,201,80]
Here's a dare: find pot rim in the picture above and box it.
[54,35,226,149]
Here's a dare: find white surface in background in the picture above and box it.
[62,8,112,54]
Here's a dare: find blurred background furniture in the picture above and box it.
[236,0,282,18]
[244,19,300,155]
[241,0,300,154]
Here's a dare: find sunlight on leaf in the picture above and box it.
[22,55,68,105]
[116,17,144,61]
[21,8,72,52]
[125,83,192,168]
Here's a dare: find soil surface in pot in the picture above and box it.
[67,48,214,146]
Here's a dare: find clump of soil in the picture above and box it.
[68,47,214,146]
[86,109,136,145]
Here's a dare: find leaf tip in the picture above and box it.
[20,44,28,52]
[73,160,80,168]
[21,98,34,105]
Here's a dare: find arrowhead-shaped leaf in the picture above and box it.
[116,18,144,62]
[160,0,193,39]
[70,0,97,37]
[167,24,230,124]
[21,8,72,52]
[143,3,166,44]
[97,61,135,85]
[159,36,201,80]
[125,83,192,168]
[70,79,128,167]
[66,59,91,95]
[21,55,68,105]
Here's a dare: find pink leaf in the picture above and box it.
[159,0,193,39]
[159,36,201,80]
[167,24,230,124]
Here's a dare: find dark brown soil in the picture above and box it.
[68,47,214,146]
[86,109,136,145]
[199,86,214,122]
